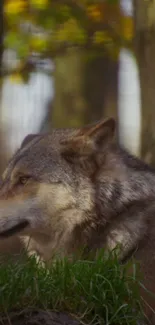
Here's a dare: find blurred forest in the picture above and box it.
[0,0,155,171]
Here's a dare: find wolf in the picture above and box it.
[0,118,155,321]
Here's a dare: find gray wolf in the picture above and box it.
[0,118,155,321]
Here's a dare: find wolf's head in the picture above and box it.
[0,118,116,258]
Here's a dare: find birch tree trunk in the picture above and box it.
[0,1,25,261]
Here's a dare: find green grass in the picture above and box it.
[0,249,143,325]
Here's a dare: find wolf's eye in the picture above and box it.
[18,176,31,185]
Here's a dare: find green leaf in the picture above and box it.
[4,32,19,48]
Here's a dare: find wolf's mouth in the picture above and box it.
[0,220,29,238]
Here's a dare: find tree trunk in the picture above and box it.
[51,47,118,128]
[134,0,155,166]
[84,54,118,123]
[0,0,3,78]
[0,1,26,261]
[52,48,87,128]
[0,0,7,175]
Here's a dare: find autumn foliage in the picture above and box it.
[3,0,134,81]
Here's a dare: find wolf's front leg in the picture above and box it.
[20,236,45,268]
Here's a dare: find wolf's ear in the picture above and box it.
[21,134,38,149]
[61,118,115,158]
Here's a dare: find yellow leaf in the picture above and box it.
[87,5,102,22]
[55,28,68,43]
[4,0,27,15]
[93,31,112,45]
[55,19,86,44]
[10,73,24,84]
[121,16,134,41]
[30,0,49,10]
[30,36,47,51]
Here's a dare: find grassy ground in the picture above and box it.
[0,250,144,325]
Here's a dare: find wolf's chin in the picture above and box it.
[0,220,29,238]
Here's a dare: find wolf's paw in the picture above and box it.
[28,250,45,268]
